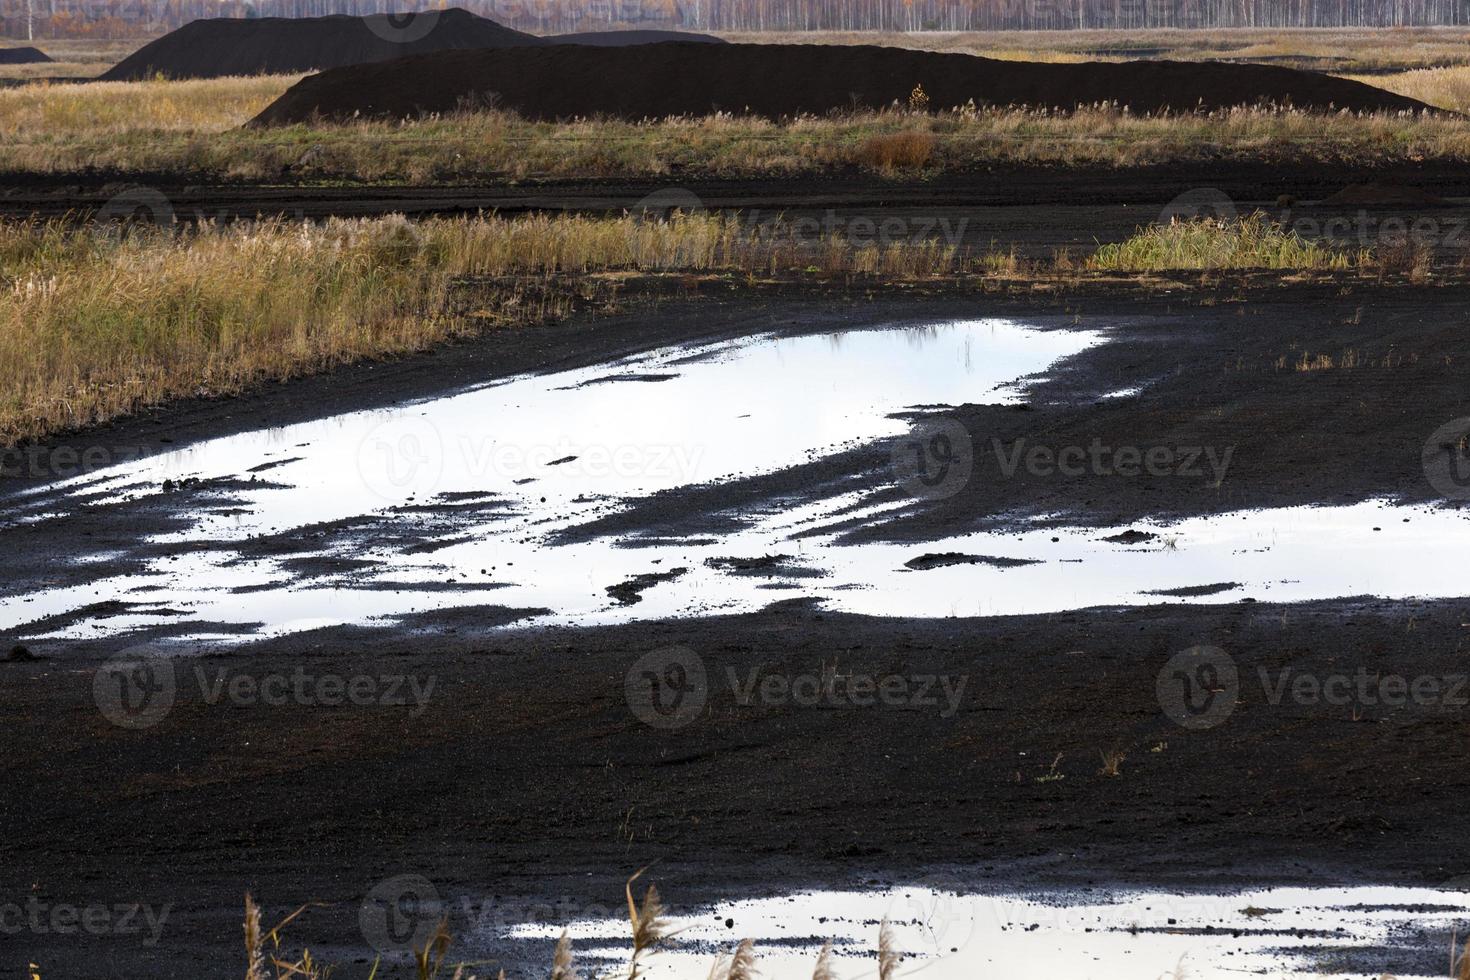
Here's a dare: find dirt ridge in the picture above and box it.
[100,10,724,81]
[251,41,1434,124]
[0,45,52,64]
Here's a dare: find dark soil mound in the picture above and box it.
[0,46,52,64]
[545,29,725,45]
[250,42,1433,125]
[100,8,540,81]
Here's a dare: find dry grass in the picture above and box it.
[721,27,1470,72]
[708,938,757,980]
[550,932,576,980]
[854,129,936,170]
[3,80,1470,181]
[0,209,984,446]
[811,941,836,980]
[1088,213,1369,272]
[0,74,301,138]
[0,205,1424,447]
[0,37,142,80]
[244,895,265,980]
[243,893,324,980]
[227,879,906,980]
[1345,64,1470,112]
[1098,747,1127,776]
[625,873,669,979]
[878,918,901,980]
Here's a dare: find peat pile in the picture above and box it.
[0,46,52,64]
[546,29,724,45]
[100,8,540,81]
[251,42,1432,125]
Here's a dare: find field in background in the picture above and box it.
[0,74,300,134]
[0,37,138,79]
[4,30,1470,182]
[718,27,1470,73]
[11,26,1470,82]
[1346,65,1470,113]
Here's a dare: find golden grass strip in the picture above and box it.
[0,74,302,138]
[0,210,1402,447]
[3,100,1470,181]
[1343,65,1470,113]
[0,211,973,446]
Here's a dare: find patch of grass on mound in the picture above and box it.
[1088,213,1369,271]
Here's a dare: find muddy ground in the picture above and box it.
[5,160,1470,227]
[2,278,1470,977]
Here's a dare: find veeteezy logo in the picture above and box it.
[1423,416,1470,501]
[727,665,969,717]
[95,658,436,729]
[194,667,436,716]
[627,647,969,729]
[991,438,1234,485]
[0,900,171,946]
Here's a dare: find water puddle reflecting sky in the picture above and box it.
[496,881,1470,980]
[2,318,1466,644]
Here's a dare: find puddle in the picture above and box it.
[494,881,1470,980]
[2,316,1468,644]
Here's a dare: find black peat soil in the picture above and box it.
[2,280,1469,978]
[0,45,51,64]
[250,41,1432,124]
[100,8,541,81]
[100,9,723,81]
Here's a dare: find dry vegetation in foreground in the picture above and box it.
[240,879,901,980]
[237,880,1470,980]
[3,96,1469,182]
[0,211,978,445]
[0,211,1393,448]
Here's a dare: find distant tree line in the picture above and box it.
[4,0,1469,39]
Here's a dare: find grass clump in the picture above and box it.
[1098,747,1127,777]
[1088,213,1369,272]
[854,129,936,171]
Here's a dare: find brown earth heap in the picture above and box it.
[100,10,723,81]
[250,41,1433,124]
